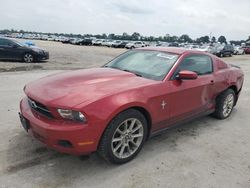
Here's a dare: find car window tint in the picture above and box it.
[0,38,11,46]
[178,55,213,75]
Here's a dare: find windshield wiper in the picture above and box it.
[104,66,142,77]
[122,69,142,77]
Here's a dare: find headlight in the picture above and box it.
[57,109,87,123]
[32,48,43,53]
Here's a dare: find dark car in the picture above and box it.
[116,41,128,48]
[215,44,234,57]
[61,38,71,44]
[0,37,49,63]
[79,38,93,45]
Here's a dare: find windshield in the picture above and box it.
[12,39,25,47]
[105,50,179,81]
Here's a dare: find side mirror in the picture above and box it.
[177,70,198,80]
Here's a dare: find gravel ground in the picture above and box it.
[0,42,250,188]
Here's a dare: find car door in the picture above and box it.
[168,54,214,124]
[0,38,23,60]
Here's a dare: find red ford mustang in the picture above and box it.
[19,47,244,164]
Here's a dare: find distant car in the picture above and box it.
[61,38,71,44]
[243,46,250,54]
[80,38,93,45]
[125,41,145,49]
[102,39,114,47]
[69,38,80,45]
[92,39,104,46]
[197,45,214,53]
[112,40,122,48]
[234,46,245,55]
[168,42,179,47]
[19,47,244,164]
[0,37,49,63]
[215,44,234,57]
[116,41,128,48]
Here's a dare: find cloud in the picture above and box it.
[112,2,154,14]
[0,0,249,40]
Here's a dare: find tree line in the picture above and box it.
[1,29,249,45]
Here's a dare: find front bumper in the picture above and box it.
[36,51,49,61]
[19,97,98,155]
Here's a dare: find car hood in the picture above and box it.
[29,46,44,51]
[25,68,155,108]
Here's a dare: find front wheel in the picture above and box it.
[23,53,34,63]
[98,109,148,164]
[212,89,236,119]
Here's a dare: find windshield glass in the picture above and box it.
[105,50,179,81]
[12,39,25,47]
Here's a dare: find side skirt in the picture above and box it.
[149,109,214,138]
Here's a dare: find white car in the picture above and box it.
[197,45,214,53]
[234,46,245,55]
[92,39,104,46]
[102,39,114,47]
[125,41,145,49]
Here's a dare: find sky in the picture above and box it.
[0,0,250,40]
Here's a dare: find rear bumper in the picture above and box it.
[19,97,99,155]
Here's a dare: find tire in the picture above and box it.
[23,53,34,63]
[212,89,236,119]
[98,109,148,164]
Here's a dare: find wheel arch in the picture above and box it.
[97,105,153,149]
[215,85,239,106]
[228,85,238,95]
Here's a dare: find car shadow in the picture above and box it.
[0,59,48,63]
[4,110,237,186]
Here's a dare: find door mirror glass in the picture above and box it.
[178,70,198,80]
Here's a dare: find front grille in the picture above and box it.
[28,98,53,118]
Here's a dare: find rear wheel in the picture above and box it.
[98,109,148,164]
[23,53,34,63]
[212,89,235,119]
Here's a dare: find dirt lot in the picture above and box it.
[0,41,250,187]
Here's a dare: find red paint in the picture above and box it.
[244,47,250,54]
[19,48,244,155]
[178,70,198,80]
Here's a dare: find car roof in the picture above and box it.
[136,47,207,55]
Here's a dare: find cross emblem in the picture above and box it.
[161,100,167,109]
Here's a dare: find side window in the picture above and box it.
[0,39,12,46]
[175,55,213,77]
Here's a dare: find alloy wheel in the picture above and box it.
[24,54,34,63]
[111,118,144,159]
[222,93,234,117]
